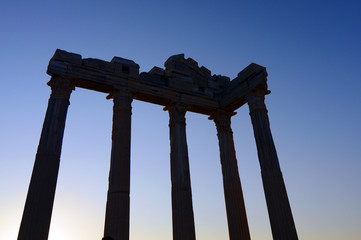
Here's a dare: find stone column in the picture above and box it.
[104,91,133,240]
[212,112,250,240]
[18,77,74,240]
[167,103,196,240]
[247,87,298,240]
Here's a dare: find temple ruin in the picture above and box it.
[18,49,298,240]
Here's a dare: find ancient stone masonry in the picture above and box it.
[18,49,298,240]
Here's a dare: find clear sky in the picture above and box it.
[1,0,360,239]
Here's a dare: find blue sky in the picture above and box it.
[1,1,360,239]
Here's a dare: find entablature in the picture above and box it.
[47,49,268,115]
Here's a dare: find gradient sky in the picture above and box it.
[1,1,361,239]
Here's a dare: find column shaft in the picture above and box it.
[18,77,73,240]
[168,104,196,240]
[247,89,298,240]
[104,91,132,240]
[213,112,250,240]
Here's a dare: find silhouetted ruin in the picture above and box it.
[18,49,298,240]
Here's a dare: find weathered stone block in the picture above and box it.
[164,54,214,91]
[236,63,265,81]
[149,66,165,76]
[208,80,218,89]
[164,54,193,77]
[192,74,208,88]
[192,86,214,97]
[200,66,211,78]
[186,57,199,71]
[111,57,138,68]
[228,63,265,90]
[164,54,184,69]
[111,57,139,78]
[208,75,230,90]
[204,88,214,97]
[171,64,192,77]
[140,72,166,86]
[47,60,67,75]
[82,58,115,73]
[52,49,82,65]
[216,75,230,87]
[168,77,193,92]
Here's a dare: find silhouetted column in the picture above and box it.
[104,91,132,240]
[18,77,74,240]
[247,87,298,240]
[212,112,250,240]
[167,103,196,240]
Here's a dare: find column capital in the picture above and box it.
[106,89,133,100]
[247,85,271,114]
[165,103,187,126]
[47,77,74,99]
[209,110,236,120]
[210,111,236,134]
[107,90,133,112]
